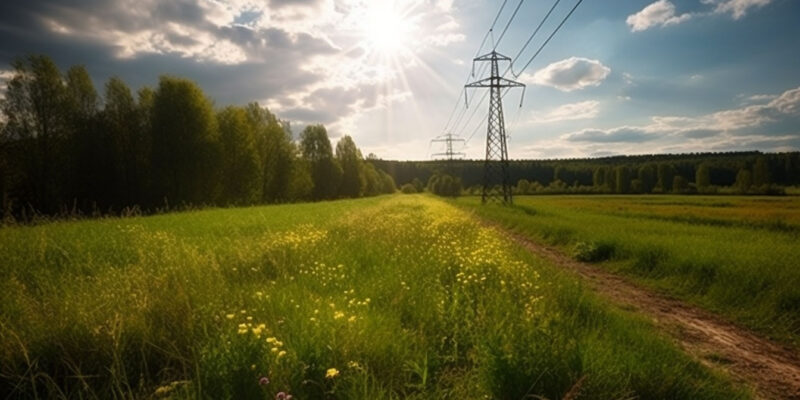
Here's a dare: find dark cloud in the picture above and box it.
[0,0,340,111]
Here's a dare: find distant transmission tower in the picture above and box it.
[465,51,525,204]
[431,133,466,161]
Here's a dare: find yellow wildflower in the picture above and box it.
[325,368,339,378]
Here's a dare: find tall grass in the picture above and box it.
[456,195,800,347]
[0,195,747,398]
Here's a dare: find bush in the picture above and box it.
[572,241,615,263]
[400,183,417,194]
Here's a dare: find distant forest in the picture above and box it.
[0,55,396,220]
[2,55,799,220]
[376,151,800,196]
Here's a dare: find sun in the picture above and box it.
[361,1,415,54]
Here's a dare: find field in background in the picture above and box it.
[456,195,800,347]
[0,195,746,399]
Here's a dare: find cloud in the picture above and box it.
[0,0,465,142]
[628,0,774,32]
[530,101,600,124]
[556,85,800,159]
[564,126,659,143]
[525,57,611,92]
[702,0,773,19]
[626,1,692,32]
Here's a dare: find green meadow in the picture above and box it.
[0,195,747,399]
[456,195,800,347]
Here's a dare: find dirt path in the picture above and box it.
[493,226,800,399]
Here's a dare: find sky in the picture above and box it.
[0,0,798,160]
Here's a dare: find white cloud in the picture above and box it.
[626,0,692,32]
[702,0,773,19]
[530,101,600,124]
[525,57,611,92]
[628,0,774,32]
[559,86,800,155]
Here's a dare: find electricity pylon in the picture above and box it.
[465,51,525,205]
[431,133,466,160]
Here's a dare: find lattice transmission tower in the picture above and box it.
[431,133,466,161]
[465,51,525,204]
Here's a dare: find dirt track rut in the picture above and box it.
[495,227,800,399]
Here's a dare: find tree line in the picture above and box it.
[376,151,800,196]
[0,55,396,219]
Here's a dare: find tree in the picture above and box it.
[615,165,630,194]
[604,167,616,192]
[300,124,341,200]
[735,168,752,193]
[363,162,382,196]
[1,55,70,212]
[695,163,711,191]
[378,169,397,194]
[592,167,605,188]
[286,159,313,201]
[63,65,106,208]
[672,175,689,193]
[217,106,262,205]
[150,76,221,206]
[753,156,770,188]
[411,178,424,193]
[335,135,365,198]
[100,77,146,207]
[638,164,656,193]
[656,163,676,193]
[516,179,531,195]
[246,103,294,202]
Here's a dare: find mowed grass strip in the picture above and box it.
[456,195,800,347]
[0,195,746,399]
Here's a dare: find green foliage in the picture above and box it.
[301,125,342,200]
[656,163,677,193]
[400,183,417,194]
[0,196,748,399]
[735,169,753,193]
[335,135,365,198]
[246,103,294,203]
[427,173,461,197]
[753,156,771,187]
[0,55,396,218]
[217,106,262,205]
[151,76,221,206]
[696,163,711,190]
[572,241,616,262]
[1,55,70,212]
[673,175,689,193]
[615,165,630,193]
[638,164,657,193]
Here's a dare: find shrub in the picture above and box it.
[572,241,615,263]
[400,183,417,194]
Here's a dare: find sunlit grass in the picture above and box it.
[0,195,747,398]
[456,195,800,347]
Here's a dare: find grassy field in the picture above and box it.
[456,195,800,347]
[0,195,748,399]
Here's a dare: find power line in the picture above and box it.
[511,0,585,78]
[459,0,577,143]
[493,0,526,51]
[506,0,563,74]
[441,0,511,135]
